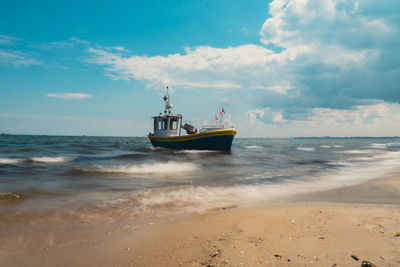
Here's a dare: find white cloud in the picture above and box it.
[259,0,395,67]
[252,83,292,93]
[243,102,400,137]
[69,36,91,45]
[88,44,299,93]
[0,49,42,67]
[31,41,74,50]
[0,34,20,45]
[110,46,129,52]
[261,0,393,47]
[246,108,288,125]
[46,93,92,100]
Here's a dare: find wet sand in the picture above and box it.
[2,176,400,266]
[290,175,400,206]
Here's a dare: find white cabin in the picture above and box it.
[152,114,182,137]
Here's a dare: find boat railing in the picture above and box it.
[200,124,234,132]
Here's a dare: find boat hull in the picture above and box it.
[148,129,236,150]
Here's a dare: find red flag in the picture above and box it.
[222,108,226,113]
[220,111,222,116]
[215,115,218,120]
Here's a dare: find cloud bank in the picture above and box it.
[257,0,400,117]
[88,44,292,92]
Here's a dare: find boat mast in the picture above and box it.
[163,86,173,115]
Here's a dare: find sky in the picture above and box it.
[1,0,400,137]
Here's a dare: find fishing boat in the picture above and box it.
[148,87,237,150]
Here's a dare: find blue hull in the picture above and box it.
[149,134,235,150]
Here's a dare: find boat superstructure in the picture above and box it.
[148,87,236,150]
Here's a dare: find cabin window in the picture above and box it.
[169,118,178,130]
[155,117,180,131]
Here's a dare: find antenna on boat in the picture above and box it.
[164,86,173,114]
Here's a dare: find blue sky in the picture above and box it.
[1,0,400,137]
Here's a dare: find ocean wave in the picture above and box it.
[29,156,72,163]
[334,150,375,154]
[387,142,400,146]
[0,192,21,202]
[144,146,164,151]
[114,153,148,159]
[18,148,38,152]
[366,143,387,149]
[293,159,329,165]
[71,143,94,148]
[123,151,400,215]
[296,147,315,152]
[350,157,375,161]
[373,150,400,160]
[320,145,331,148]
[174,150,219,154]
[329,150,399,166]
[244,145,263,149]
[327,161,356,167]
[123,184,292,216]
[0,158,24,164]
[79,161,199,175]
[333,145,344,148]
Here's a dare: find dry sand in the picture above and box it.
[127,205,400,266]
[2,177,400,266]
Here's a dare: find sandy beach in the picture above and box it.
[2,175,400,266]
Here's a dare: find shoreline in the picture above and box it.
[287,174,400,206]
[1,175,400,266]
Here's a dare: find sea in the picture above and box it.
[1,135,400,230]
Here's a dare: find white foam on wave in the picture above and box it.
[335,149,375,154]
[327,160,357,167]
[175,150,218,154]
[373,150,400,160]
[145,146,164,151]
[296,147,315,152]
[127,149,400,216]
[350,157,375,161]
[328,157,376,167]
[387,142,400,147]
[30,156,71,163]
[244,145,263,149]
[333,145,344,148]
[0,158,24,164]
[83,161,199,175]
[367,143,387,149]
[320,145,331,148]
